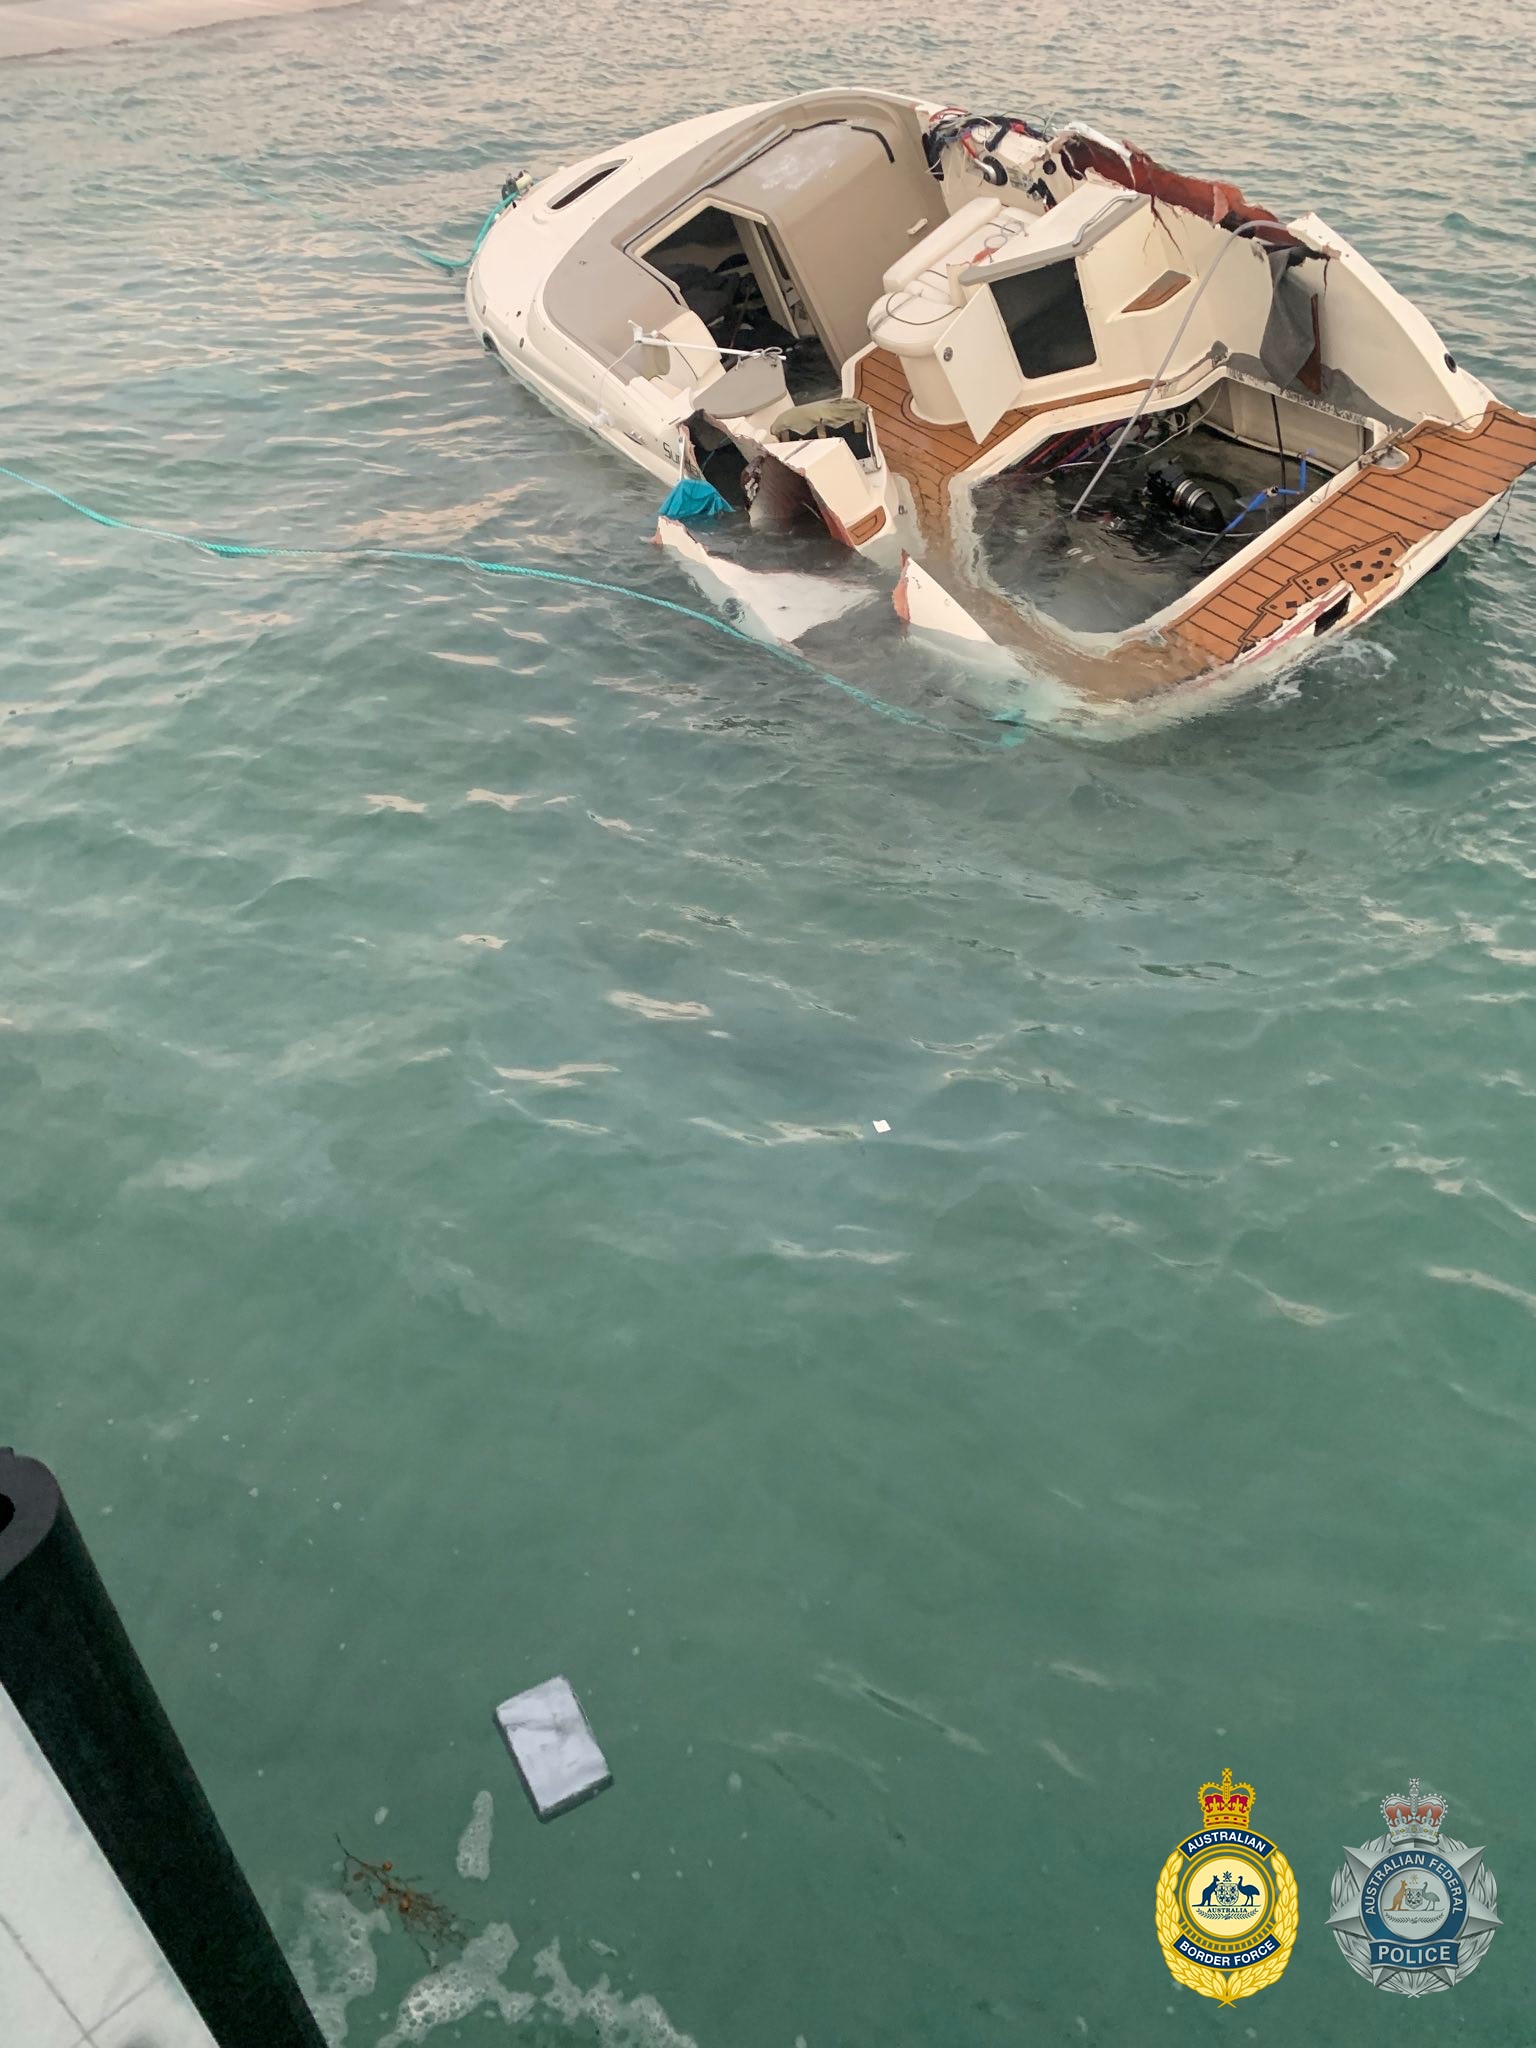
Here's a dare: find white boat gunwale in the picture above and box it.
[468,88,1536,708]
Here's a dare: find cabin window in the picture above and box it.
[547,163,622,211]
[989,260,1096,379]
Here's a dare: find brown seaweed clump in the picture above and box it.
[337,1839,474,1958]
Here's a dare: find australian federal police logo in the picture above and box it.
[1155,1770,1297,2003]
[1329,1777,1500,1995]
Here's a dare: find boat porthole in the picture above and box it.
[1445,352,1457,371]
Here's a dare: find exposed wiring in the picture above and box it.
[1048,409,1198,477]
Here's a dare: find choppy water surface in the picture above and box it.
[3,2,1536,2040]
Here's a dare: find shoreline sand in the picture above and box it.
[0,0,364,61]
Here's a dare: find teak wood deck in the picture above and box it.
[852,346,1146,532]
[1166,405,1536,664]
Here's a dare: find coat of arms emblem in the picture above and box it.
[1328,1777,1500,1994]
[1154,1769,1298,2003]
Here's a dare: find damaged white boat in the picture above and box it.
[466,90,1536,707]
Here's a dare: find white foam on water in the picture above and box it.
[467,788,533,810]
[361,1927,698,2048]
[493,1063,617,1088]
[1321,635,1400,672]
[606,990,711,1021]
[689,1116,859,1147]
[376,1923,533,2046]
[534,1938,699,2048]
[769,1240,905,1265]
[288,1887,386,2048]
[455,1789,494,1882]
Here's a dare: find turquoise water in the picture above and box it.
[3,1,1536,2040]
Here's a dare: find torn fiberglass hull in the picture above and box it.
[466,91,1536,713]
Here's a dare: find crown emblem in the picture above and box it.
[1199,1768,1255,1831]
[1380,1777,1447,1846]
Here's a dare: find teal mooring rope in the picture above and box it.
[0,463,1031,751]
[405,189,521,273]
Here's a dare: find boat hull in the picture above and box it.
[467,92,1536,717]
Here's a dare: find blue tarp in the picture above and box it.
[658,478,732,521]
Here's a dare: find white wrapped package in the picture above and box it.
[493,1676,611,1821]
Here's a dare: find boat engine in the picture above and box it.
[1142,459,1234,534]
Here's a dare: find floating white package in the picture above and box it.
[493,1677,611,1821]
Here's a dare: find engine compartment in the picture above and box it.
[968,379,1371,636]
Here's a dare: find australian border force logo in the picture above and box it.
[1329,1778,1501,1995]
[1155,1770,1297,2004]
